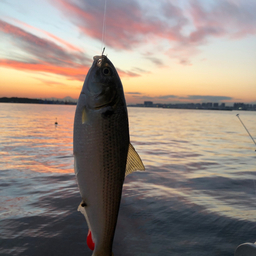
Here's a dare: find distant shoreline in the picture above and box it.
[0,97,76,105]
[1,97,255,111]
[128,101,256,111]
[128,106,233,111]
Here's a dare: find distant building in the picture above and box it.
[202,102,213,108]
[220,103,225,107]
[234,103,245,110]
[213,103,219,107]
[144,101,153,107]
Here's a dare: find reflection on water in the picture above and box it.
[128,108,256,222]
[0,103,256,255]
[0,104,74,174]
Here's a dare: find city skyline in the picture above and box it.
[1,96,255,110]
[0,0,256,104]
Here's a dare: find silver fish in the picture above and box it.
[73,55,145,256]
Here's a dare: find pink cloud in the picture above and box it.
[0,19,140,79]
[189,0,256,43]
[0,19,90,67]
[116,68,140,78]
[53,0,256,65]
[5,17,83,52]
[54,0,186,50]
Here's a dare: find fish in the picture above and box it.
[73,55,145,256]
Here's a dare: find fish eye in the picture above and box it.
[102,67,111,76]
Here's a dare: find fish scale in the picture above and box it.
[101,109,129,251]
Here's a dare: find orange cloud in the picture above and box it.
[0,19,141,80]
[0,59,87,81]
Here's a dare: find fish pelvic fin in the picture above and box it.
[77,201,87,218]
[77,201,91,230]
[125,143,145,177]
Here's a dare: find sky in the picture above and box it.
[0,0,256,104]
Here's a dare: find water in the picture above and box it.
[0,103,255,256]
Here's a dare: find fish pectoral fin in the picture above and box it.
[82,106,88,124]
[125,143,145,177]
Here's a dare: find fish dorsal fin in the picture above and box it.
[125,143,145,177]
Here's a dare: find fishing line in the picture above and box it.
[236,114,256,196]
[236,114,256,151]
[101,0,107,54]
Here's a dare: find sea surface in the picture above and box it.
[0,103,255,256]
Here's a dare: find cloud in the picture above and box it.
[0,19,139,80]
[0,59,87,81]
[128,94,234,103]
[132,67,150,74]
[0,19,90,67]
[54,0,187,49]
[6,17,83,52]
[145,56,165,67]
[186,95,233,101]
[132,94,178,101]
[53,0,256,65]
[189,0,256,42]
[125,92,142,95]
[33,77,70,87]
[132,95,155,100]
[158,95,178,99]
[0,18,91,80]
[168,0,256,64]
[116,68,140,78]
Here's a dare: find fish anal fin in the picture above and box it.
[125,143,145,177]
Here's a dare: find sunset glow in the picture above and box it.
[0,0,256,104]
